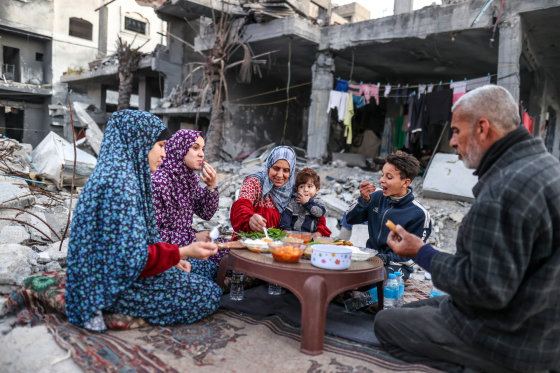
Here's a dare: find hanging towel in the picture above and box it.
[359,83,380,105]
[348,83,360,96]
[394,116,407,149]
[523,112,533,133]
[466,75,491,91]
[384,83,392,97]
[328,90,349,122]
[450,81,467,104]
[380,117,393,158]
[335,78,349,92]
[343,93,354,145]
[353,95,366,109]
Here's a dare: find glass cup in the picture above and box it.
[229,272,244,301]
[268,282,284,295]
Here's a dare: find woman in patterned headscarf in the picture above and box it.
[152,129,227,267]
[230,146,331,236]
[65,110,222,332]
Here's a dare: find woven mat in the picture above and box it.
[6,276,436,372]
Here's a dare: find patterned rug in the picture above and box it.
[7,272,438,372]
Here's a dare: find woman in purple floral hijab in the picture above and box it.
[152,129,225,265]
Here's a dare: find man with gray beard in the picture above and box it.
[373,85,560,372]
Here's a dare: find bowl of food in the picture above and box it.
[243,238,271,253]
[285,230,313,244]
[268,240,305,262]
[312,236,335,244]
[310,244,352,270]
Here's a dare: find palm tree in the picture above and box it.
[115,37,144,111]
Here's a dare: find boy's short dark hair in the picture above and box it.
[386,151,420,180]
[295,168,321,189]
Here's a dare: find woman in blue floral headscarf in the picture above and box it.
[229,145,331,236]
[65,110,222,332]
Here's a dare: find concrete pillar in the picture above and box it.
[138,76,151,112]
[394,0,413,15]
[87,84,106,112]
[98,6,108,56]
[497,15,522,102]
[306,51,334,159]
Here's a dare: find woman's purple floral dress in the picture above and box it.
[151,129,227,265]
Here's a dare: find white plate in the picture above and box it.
[242,239,270,253]
[347,246,376,261]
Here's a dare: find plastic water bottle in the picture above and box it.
[229,271,244,301]
[343,288,379,312]
[394,271,405,307]
[384,273,399,309]
[268,283,284,295]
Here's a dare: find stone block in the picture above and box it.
[0,182,35,209]
[0,225,30,244]
[47,239,69,264]
[422,153,478,202]
[0,244,33,286]
[332,152,366,168]
[321,194,349,220]
[325,217,340,238]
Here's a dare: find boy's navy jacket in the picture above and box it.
[346,188,431,263]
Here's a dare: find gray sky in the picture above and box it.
[334,0,443,19]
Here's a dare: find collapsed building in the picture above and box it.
[2,0,560,163]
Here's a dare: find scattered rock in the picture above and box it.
[0,244,33,286]
[0,225,30,244]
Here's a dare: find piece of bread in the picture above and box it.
[385,219,397,234]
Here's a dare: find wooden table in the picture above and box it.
[217,250,385,355]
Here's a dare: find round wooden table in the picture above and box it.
[217,250,385,355]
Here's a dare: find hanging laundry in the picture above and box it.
[450,81,467,104]
[423,88,453,148]
[359,83,380,105]
[353,95,366,109]
[335,78,349,92]
[384,83,392,98]
[427,83,434,93]
[328,90,349,121]
[407,94,426,156]
[348,83,360,96]
[466,75,491,91]
[393,84,402,104]
[401,84,410,105]
[393,116,407,149]
[343,93,354,145]
[380,117,393,158]
[418,84,427,97]
[523,112,533,133]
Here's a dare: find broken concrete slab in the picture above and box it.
[325,216,340,238]
[422,153,478,202]
[0,225,30,245]
[331,152,367,168]
[73,102,103,155]
[0,181,35,209]
[321,194,350,220]
[0,243,33,287]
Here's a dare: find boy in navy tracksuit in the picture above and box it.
[280,168,326,234]
[346,151,431,279]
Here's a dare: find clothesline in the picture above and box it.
[336,73,498,92]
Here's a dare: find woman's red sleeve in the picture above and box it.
[230,178,261,233]
[316,216,332,237]
[140,242,180,277]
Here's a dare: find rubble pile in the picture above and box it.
[0,137,471,306]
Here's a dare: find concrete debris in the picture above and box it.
[0,244,33,286]
[331,152,367,168]
[73,102,103,155]
[31,132,97,190]
[0,181,35,209]
[0,226,30,245]
[422,153,478,202]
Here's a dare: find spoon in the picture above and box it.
[263,226,271,241]
[210,226,220,243]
